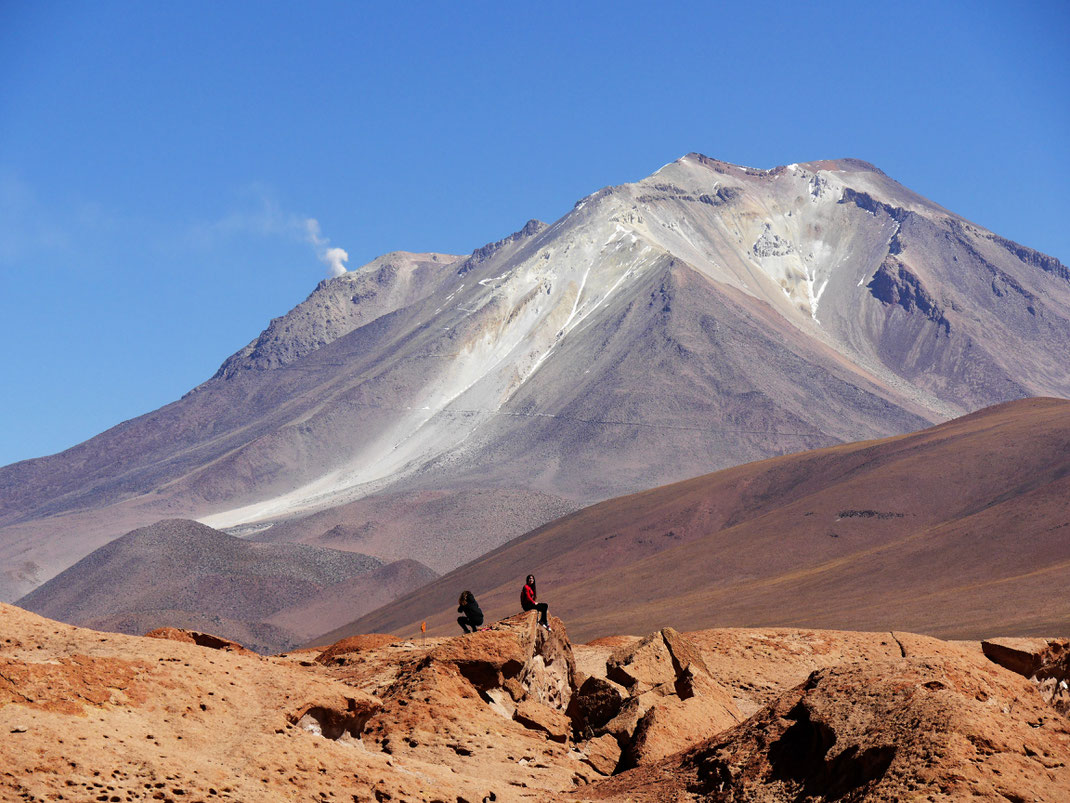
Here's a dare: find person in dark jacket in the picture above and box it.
[521,574,550,631]
[457,590,484,634]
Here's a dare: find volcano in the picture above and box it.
[3,154,1069,605]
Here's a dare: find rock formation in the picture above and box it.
[586,638,1070,801]
[1,603,1068,801]
[586,628,744,771]
[983,637,1070,716]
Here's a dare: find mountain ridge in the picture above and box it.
[2,152,1069,603]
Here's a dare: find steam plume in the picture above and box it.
[305,218,349,277]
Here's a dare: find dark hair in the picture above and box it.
[459,590,472,606]
[525,575,536,595]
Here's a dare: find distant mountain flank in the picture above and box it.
[2,152,1069,606]
[16,518,436,653]
[329,397,1070,645]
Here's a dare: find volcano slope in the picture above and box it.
[3,154,1070,603]
[327,397,1070,645]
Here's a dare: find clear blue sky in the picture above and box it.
[1,0,1067,466]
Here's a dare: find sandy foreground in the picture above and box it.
[1,602,1067,802]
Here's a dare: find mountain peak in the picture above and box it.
[795,156,887,175]
[674,152,888,178]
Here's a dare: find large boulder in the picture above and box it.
[661,626,711,681]
[514,699,570,743]
[581,733,623,776]
[623,688,742,768]
[568,675,627,737]
[982,637,1070,716]
[428,628,526,690]
[601,695,644,746]
[606,630,677,694]
[596,626,741,770]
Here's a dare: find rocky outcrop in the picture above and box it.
[752,223,795,258]
[422,611,577,707]
[581,628,743,774]
[868,256,951,334]
[455,218,547,276]
[144,626,256,655]
[587,652,1070,802]
[349,611,592,796]
[5,603,1070,802]
[839,186,910,223]
[635,184,741,207]
[314,632,400,664]
[985,231,1070,282]
[358,611,579,751]
[982,637,1070,716]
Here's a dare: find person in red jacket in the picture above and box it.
[521,574,550,631]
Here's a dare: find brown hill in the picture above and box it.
[1,603,1067,801]
[324,397,1070,645]
[264,558,438,641]
[16,519,434,653]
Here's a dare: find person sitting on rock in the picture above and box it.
[521,574,550,632]
[457,590,484,634]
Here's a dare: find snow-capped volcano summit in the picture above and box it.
[3,153,1069,601]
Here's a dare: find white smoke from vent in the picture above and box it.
[305,218,349,277]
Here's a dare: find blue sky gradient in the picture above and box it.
[1,0,1068,465]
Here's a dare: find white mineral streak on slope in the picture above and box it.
[621,157,835,330]
[644,159,957,422]
[201,197,659,529]
[629,156,897,343]
[202,156,958,531]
